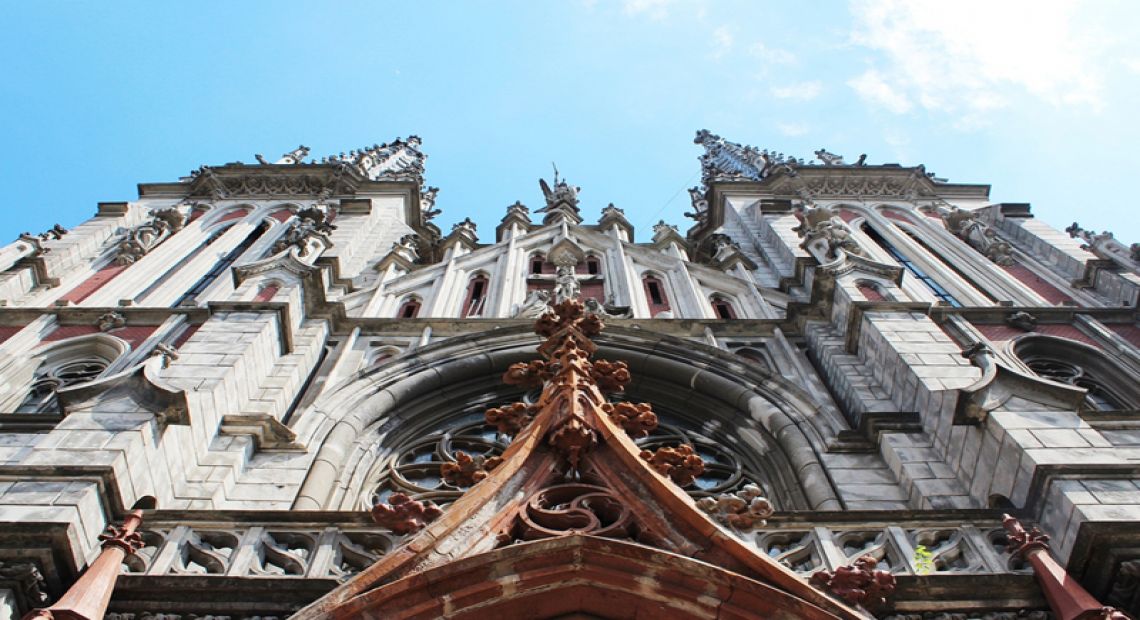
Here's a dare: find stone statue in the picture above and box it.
[514,290,552,318]
[554,264,580,303]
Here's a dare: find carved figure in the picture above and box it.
[809,555,896,608]
[96,311,126,332]
[1006,311,1038,332]
[370,493,443,535]
[151,343,180,369]
[640,444,705,486]
[539,171,580,210]
[554,264,580,303]
[513,289,551,318]
[814,148,846,166]
[793,204,863,259]
[272,208,337,257]
[116,208,188,265]
[420,186,440,221]
[696,484,774,530]
[942,206,1015,266]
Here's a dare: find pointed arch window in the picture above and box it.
[710,296,737,319]
[529,254,548,276]
[461,274,489,318]
[642,274,671,316]
[397,296,422,319]
[174,222,269,307]
[862,224,961,307]
[17,359,108,414]
[586,255,601,275]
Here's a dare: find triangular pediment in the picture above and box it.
[292,301,865,620]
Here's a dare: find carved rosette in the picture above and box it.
[439,451,503,487]
[809,555,896,609]
[515,484,633,541]
[371,493,443,535]
[640,444,706,487]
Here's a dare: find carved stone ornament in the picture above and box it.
[370,493,443,535]
[513,483,634,541]
[602,401,657,438]
[1006,311,1039,332]
[694,129,800,185]
[271,207,336,257]
[0,559,50,607]
[793,204,864,260]
[640,444,706,486]
[696,483,775,531]
[484,402,537,436]
[153,344,182,369]
[321,136,426,182]
[439,451,503,487]
[96,311,126,332]
[420,186,440,221]
[809,555,897,609]
[942,206,1015,266]
[256,145,310,165]
[115,208,187,265]
[512,289,552,318]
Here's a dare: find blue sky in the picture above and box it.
[2,1,1138,244]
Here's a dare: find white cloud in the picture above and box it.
[771,81,822,101]
[847,0,1106,119]
[847,69,912,114]
[749,41,795,65]
[623,0,670,20]
[710,26,734,59]
[1124,58,1140,74]
[778,122,810,137]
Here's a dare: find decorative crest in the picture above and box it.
[695,129,800,186]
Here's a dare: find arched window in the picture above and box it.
[529,254,547,276]
[174,222,270,307]
[461,274,489,318]
[642,274,671,316]
[710,296,737,319]
[856,281,886,301]
[1014,335,1140,411]
[397,296,422,319]
[585,255,601,275]
[10,337,125,416]
[861,224,961,307]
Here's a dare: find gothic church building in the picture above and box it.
[1,133,1139,619]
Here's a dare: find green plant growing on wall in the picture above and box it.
[913,544,935,575]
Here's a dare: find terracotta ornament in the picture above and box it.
[640,444,706,486]
[440,451,503,487]
[370,493,443,535]
[809,555,896,609]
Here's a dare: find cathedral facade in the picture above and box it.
[0,133,1138,619]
